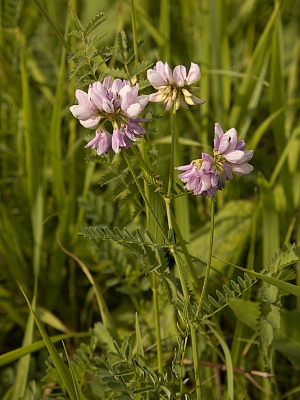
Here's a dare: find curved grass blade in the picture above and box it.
[209,325,234,400]
[31,0,72,52]
[57,237,119,342]
[18,284,81,400]
[0,332,88,368]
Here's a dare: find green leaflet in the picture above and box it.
[214,243,300,297]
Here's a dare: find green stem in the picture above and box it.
[164,103,202,398]
[190,324,202,400]
[197,198,216,315]
[164,197,189,305]
[165,196,202,399]
[123,151,168,243]
[167,104,177,197]
[124,149,164,374]
[170,207,201,289]
[151,273,163,374]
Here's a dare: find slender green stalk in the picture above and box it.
[167,105,177,197]
[190,324,202,400]
[150,273,163,374]
[123,151,168,244]
[164,198,189,304]
[170,208,201,289]
[163,104,202,398]
[124,150,164,374]
[165,196,202,399]
[197,198,216,315]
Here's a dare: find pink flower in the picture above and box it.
[175,154,219,198]
[119,84,149,119]
[85,129,112,156]
[69,89,99,129]
[147,61,204,111]
[176,123,254,197]
[213,123,254,176]
[70,78,149,155]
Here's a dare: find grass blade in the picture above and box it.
[209,326,234,400]
[18,283,80,400]
[0,332,88,368]
[258,173,280,268]
[57,238,119,342]
[31,0,72,52]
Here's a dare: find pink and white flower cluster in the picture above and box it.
[147,61,204,111]
[175,123,254,197]
[70,77,148,155]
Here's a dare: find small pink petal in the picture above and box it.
[232,163,254,175]
[173,65,187,86]
[186,63,200,84]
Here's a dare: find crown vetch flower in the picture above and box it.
[147,61,204,111]
[85,129,112,156]
[213,123,254,176]
[175,153,219,197]
[70,78,149,155]
[175,123,254,197]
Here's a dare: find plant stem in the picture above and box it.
[151,273,163,374]
[190,324,202,400]
[167,105,177,197]
[123,151,168,243]
[197,198,216,315]
[165,196,202,399]
[124,148,164,374]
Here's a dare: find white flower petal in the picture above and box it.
[186,63,200,84]
[173,65,187,86]
[70,105,93,120]
[224,150,245,163]
[75,90,89,107]
[125,103,142,118]
[232,163,254,175]
[80,117,99,129]
[147,70,166,88]
[219,128,237,153]
[136,95,149,109]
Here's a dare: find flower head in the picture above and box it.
[175,123,254,197]
[213,123,254,176]
[175,154,219,197]
[70,78,149,155]
[147,61,204,111]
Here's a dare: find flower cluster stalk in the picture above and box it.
[197,198,216,316]
[124,148,165,374]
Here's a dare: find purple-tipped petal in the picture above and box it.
[214,123,224,150]
[85,130,112,156]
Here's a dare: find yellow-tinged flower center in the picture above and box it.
[97,108,128,126]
